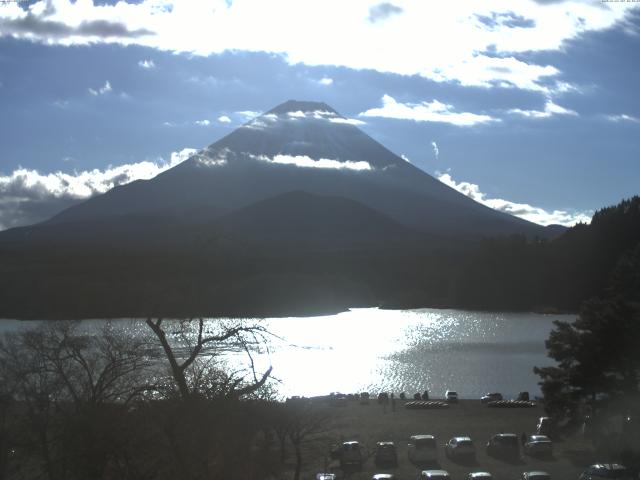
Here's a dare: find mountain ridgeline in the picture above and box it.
[0,100,637,318]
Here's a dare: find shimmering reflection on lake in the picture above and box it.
[0,308,572,399]
[256,308,570,399]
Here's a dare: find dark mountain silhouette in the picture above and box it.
[1,99,592,319]
[37,100,547,240]
[208,190,428,251]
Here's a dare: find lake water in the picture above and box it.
[0,308,571,399]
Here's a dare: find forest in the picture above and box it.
[0,196,638,319]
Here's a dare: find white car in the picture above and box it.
[524,435,553,456]
[408,435,438,463]
[445,390,458,402]
[521,472,550,480]
[445,436,475,459]
[316,475,336,480]
[372,475,396,480]
[466,473,493,480]
[418,470,450,479]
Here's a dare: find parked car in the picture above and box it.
[372,475,396,480]
[579,464,634,479]
[521,472,550,480]
[466,473,493,480]
[316,474,336,480]
[445,390,458,403]
[486,433,519,459]
[338,441,363,467]
[536,416,556,436]
[418,470,450,479]
[524,435,553,457]
[445,436,475,459]
[481,392,503,403]
[375,441,398,466]
[408,435,438,463]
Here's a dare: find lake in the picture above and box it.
[0,308,570,399]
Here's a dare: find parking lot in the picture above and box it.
[303,398,603,480]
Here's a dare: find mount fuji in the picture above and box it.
[0,100,557,318]
[5,100,547,247]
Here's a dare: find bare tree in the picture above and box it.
[0,321,153,480]
[145,318,273,400]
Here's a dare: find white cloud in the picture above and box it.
[431,141,439,160]
[193,148,229,167]
[509,99,577,118]
[360,94,499,126]
[251,153,372,171]
[329,117,366,126]
[0,1,634,93]
[436,172,592,226]
[218,115,232,123]
[138,59,155,69]
[0,148,196,230]
[236,110,261,120]
[88,80,112,96]
[195,119,211,126]
[605,113,640,123]
[318,77,333,86]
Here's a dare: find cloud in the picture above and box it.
[368,2,403,23]
[138,59,155,69]
[317,77,333,86]
[236,110,261,120]
[431,141,439,160]
[436,172,592,226]
[605,113,640,123]
[88,80,112,96]
[328,117,366,126]
[194,119,211,126]
[475,12,535,29]
[217,115,232,123]
[0,12,153,40]
[509,99,577,118]
[0,1,633,93]
[0,148,196,230]
[360,95,499,126]
[251,154,372,171]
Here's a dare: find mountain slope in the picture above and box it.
[41,100,547,238]
[208,190,428,250]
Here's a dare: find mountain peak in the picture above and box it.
[267,100,337,115]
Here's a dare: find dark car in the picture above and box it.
[536,417,556,437]
[337,441,363,468]
[521,472,550,480]
[486,433,519,459]
[375,441,398,466]
[481,393,503,404]
[579,464,634,479]
[445,436,475,459]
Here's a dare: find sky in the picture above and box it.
[0,0,639,230]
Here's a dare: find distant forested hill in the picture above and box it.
[0,197,638,319]
[450,196,640,311]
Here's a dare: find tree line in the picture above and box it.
[534,211,640,463]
